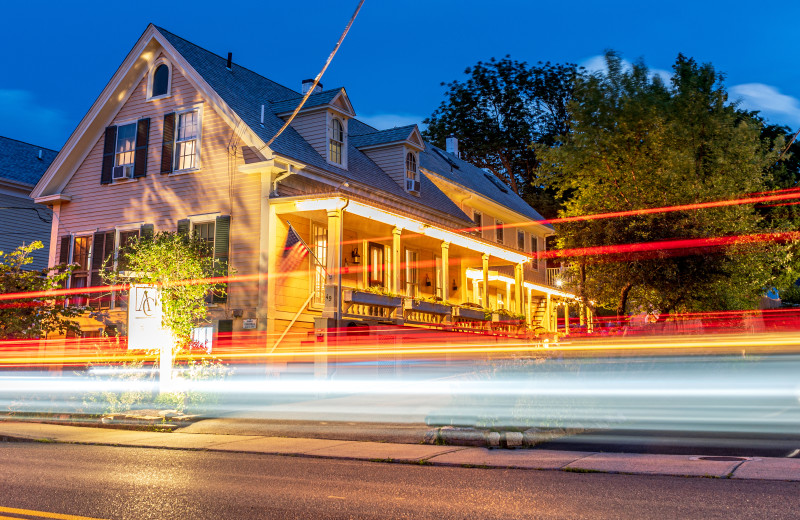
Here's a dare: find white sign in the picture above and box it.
[242,318,257,330]
[127,284,172,351]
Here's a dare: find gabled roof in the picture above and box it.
[270,88,354,116]
[421,143,553,230]
[350,125,423,150]
[0,136,58,186]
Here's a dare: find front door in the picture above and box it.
[368,242,385,288]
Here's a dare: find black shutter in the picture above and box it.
[91,232,106,272]
[101,126,117,185]
[212,215,231,303]
[103,231,115,265]
[133,118,150,178]
[177,219,190,235]
[160,113,175,174]
[140,223,154,239]
[59,236,71,265]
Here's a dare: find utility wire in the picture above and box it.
[778,128,800,162]
[259,0,366,152]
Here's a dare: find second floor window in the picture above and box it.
[329,118,344,165]
[518,231,525,251]
[473,210,482,236]
[496,219,504,244]
[115,123,136,170]
[175,110,199,171]
[531,236,540,270]
[194,221,216,257]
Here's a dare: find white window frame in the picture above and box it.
[326,112,348,169]
[112,118,138,182]
[146,58,172,101]
[531,235,540,271]
[310,222,328,308]
[404,150,418,192]
[405,249,419,298]
[171,104,203,175]
[496,219,504,244]
[472,209,483,237]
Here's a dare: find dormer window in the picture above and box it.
[405,152,420,193]
[329,117,344,165]
[147,59,172,100]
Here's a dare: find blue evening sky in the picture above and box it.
[1,0,798,150]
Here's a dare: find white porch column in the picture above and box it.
[47,202,62,269]
[526,287,533,326]
[472,280,480,305]
[325,208,342,319]
[564,302,570,334]
[544,294,552,332]
[579,302,586,327]
[391,227,402,294]
[514,263,524,315]
[504,282,511,311]
[441,241,450,302]
[482,253,490,309]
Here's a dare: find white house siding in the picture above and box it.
[361,146,404,190]
[55,56,261,312]
[0,192,52,270]
[288,111,328,162]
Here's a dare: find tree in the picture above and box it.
[423,57,580,218]
[103,231,227,349]
[0,241,84,339]
[540,52,793,318]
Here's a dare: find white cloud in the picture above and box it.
[580,55,671,84]
[358,113,426,131]
[730,83,800,126]
[0,89,69,149]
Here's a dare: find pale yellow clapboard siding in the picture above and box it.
[55,54,261,308]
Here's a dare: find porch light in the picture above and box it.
[425,274,432,287]
[452,279,458,291]
[556,279,563,287]
[351,247,361,265]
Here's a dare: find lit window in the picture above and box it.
[405,250,419,298]
[115,123,136,170]
[312,224,328,306]
[152,64,169,97]
[175,110,199,171]
[472,210,482,236]
[531,236,539,270]
[329,118,344,165]
[405,152,418,192]
[518,231,525,251]
[496,219,504,244]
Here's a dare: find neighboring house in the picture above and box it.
[0,136,57,270]
[31,25,581,352]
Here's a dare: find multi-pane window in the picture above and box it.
[311,224,328,306]
[496,219,504,244]
[405,250,419,298]
[115,123,136,169]
[405,152,417,191]
[152,64,169,97]
[329,118,344,165]
[472,210,482,236]
[70,236,91,306]
[531,236,540,270]
[518,231,525,251]
[194,222,215,257]
[368,243,384,287]
[175,110,199,170]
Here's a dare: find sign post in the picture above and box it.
[127,284,174,392]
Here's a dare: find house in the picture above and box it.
[31,25,583,355]
[0,136,57,270]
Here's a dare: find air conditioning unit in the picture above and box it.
[112,165,133,180]
[406,179,420,193]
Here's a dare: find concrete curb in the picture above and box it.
[2,421,800,482]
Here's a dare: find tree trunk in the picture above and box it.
[616,282,633,324]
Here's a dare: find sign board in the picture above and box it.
[127,284,172,351]
[242,318,257,330]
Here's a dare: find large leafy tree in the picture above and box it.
[0,241,84,339]
[541,52,795,318]
[423,57,579,218]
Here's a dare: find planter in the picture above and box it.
[453,307,488,321]
[342,289,401,308]
[404,299,452,316]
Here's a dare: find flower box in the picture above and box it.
[342,289,401,308]
[453,306,488,321]
[404,299,452,316]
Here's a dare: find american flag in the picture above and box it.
[280,224,310,272]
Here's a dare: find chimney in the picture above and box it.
[301,79,323,95]
[446,136,459,158]
[226,52,232,71]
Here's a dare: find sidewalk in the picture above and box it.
[2,420,800,481]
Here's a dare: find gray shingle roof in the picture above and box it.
[350,125,417,148]
[420,143,553,229]
[269,90,344,114]
[156,26,471,225]
[0,136,58,186]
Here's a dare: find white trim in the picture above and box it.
[169,104,203,175]
[326,112,348,170]
[146,57,172,101]
[187,211,221,223]
[33,193,72,204]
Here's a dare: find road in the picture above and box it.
[2,441,799,519]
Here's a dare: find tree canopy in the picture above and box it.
[538,52,798,317]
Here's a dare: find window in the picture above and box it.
[496,219,504,244]
[329,118,344,165]
[405,152,418,192]
[472,210,482,236]
[152,64,169,97]
[518,231,525,251]
[434,255,443,299]
[531,236,539,270]
[114,123,136,179]
[405,250,419,298]
[172,110,199,171]
[194,221,215,257]
[70,236,91,306]
[311,224,328,306]
[368,243,385,287]
[115,229,140,307]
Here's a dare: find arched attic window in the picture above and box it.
[329,118,344,165]
[405,151,419,193]
[148,61,171,99]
